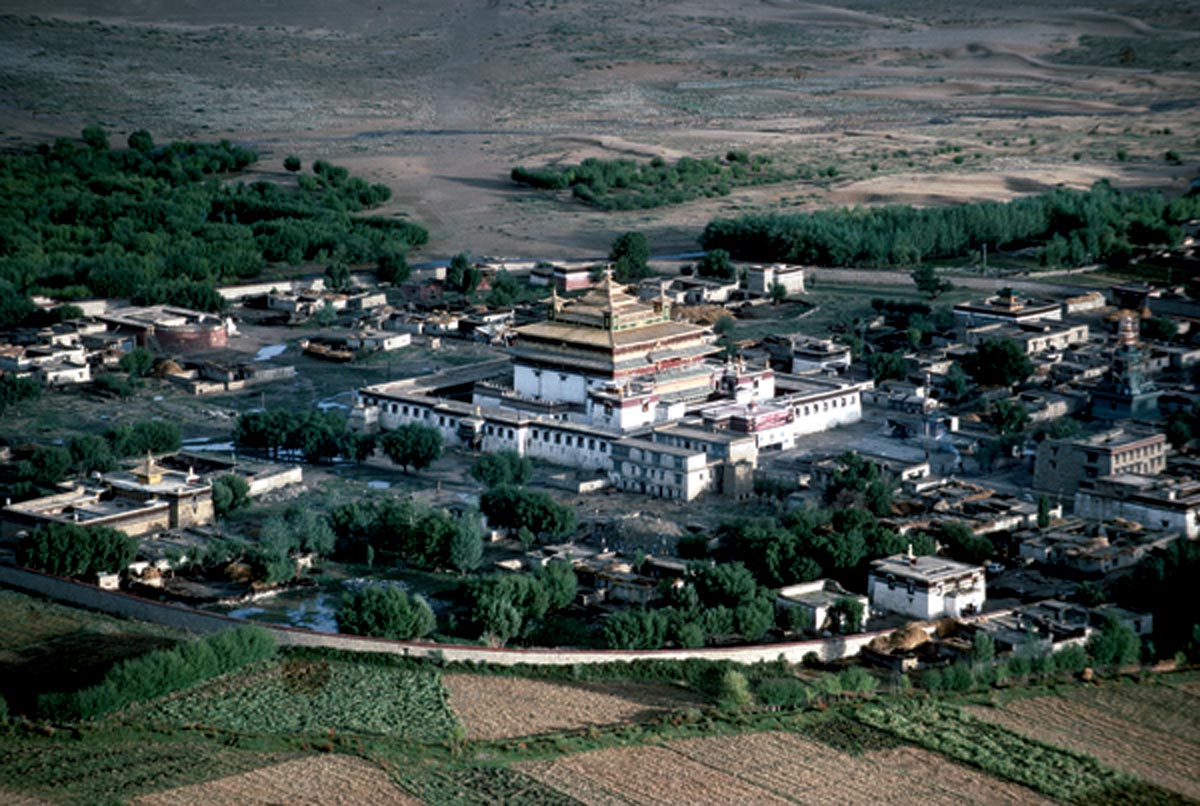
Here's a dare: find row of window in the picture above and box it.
[623,463,684,485]
[794,394,855,417]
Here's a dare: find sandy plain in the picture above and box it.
[0,0,1195,260]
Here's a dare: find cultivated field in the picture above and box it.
[443,674,703,740]
[966,689,1200,800]
[137,657,459,742]
[519,744,793,805]
[134,755,420,806]
[520,731,1051,805]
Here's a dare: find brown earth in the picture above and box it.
[133,754,420,806]
[967,692,1200,800]
[520,731,1052,805]
[0,1,1196,260]
[442,674,704,740]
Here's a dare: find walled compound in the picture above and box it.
[352,273,870,500]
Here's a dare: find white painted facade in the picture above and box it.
[611,438,713,501]
[747,264,806,296]
[867,555,986,620]
[513,363,595,405]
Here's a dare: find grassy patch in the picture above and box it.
[136,656,459,741]
[799,714,905,756]
[0,589,182,718]
[0,727,296,806]
[855,700,1185,805]
[393,763,581,805]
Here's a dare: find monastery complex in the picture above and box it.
[353,274,869,500]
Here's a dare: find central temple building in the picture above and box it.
[354,273,868,500]
[476,274,772,430]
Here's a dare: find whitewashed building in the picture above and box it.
[867,552,986,620]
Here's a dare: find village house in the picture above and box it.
[776,579,868,634]
[1017,520,1180,576]
[1033,428,1168,498]
[1073,474,1200,538]
[952,290,1062,328]
[961,320,1090,357]
[867,551,986,620]
[746,264,806,297]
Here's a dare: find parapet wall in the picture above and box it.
[0,564,894,666]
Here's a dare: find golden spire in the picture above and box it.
[135,450,164,485]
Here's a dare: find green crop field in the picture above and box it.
[136,655,459,741]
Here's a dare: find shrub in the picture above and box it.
[336,585,436,641]
[40,626,274,720]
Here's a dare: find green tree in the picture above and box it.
[479,485,576,539]
[828,596,865,634]
[486,270,522,308]
[1141,315,1178,342]
[336,585,436,640]
[963,339,1033,387]
[379,424,443,472]
[609,231,652,282]
[769,282,788,305]
[376,249,410,285]
[477,594,523,646]
[212,474,251,517]
[81,124,109,152]
[448,513,483,574]
[1037,495,1052,529]
[536,560,578,610]
[471,451,532,487]
[340,431,377,464]
[602,608,667,649]
[283,155,302,172]
[989,399,1030,435]
[0,374,40,414]
[972,632,996,665]
[18,445,72,488]
[911,264,952,299]
[68,434,115,475]
[127,129,154,153]
[118,348,156,378]
[696,248,734,281]
[1088,612,1140,668]
[324,262,351,291]
[937,522,994,564]
[868,351,907,382]
[716,669,754,709]
[17,523,136,578]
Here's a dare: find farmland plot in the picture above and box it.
[864,747,1055,806]
[522,732,1049,806]
[443,675,702,740]
[140,658,458,741]
[518,745,793,805]
[967,697,1200,800]
[1061,683,1200,745]
[134,755,419,806]
[667,732,1050,806]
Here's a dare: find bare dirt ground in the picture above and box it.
[443,674,704,739]
[0,0,1196,260]
[133,754,421,806]
[0,790,53,806]
[966,692,1200,800]
[519,731,1052,805]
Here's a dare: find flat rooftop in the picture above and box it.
[870,554,983,582]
